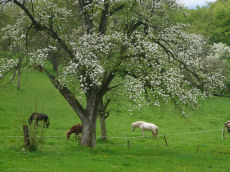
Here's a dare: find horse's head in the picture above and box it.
[131,124,134,131]
[28,118,32,125]
[46,121,50,128]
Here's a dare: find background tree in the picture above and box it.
[0,0,225,147]
[186,0,230,46]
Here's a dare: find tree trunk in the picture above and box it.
[98,98,110,141]
[17,66,21,90]
[80,90,100,147]
[43,68,101,147]
[80,119,97,147]
[99,115,107,141]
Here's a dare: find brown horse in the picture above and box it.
[66,124,83,140]
[28,112,50,128]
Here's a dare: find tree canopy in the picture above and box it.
[0,0,225,147]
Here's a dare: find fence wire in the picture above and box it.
[0,128,225,139]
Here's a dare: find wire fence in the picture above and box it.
[0,128,225,139]
[1,127,228,150]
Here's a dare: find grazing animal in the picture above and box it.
[66,124,83,140]
[224,120,230,133]
[28,112,50,128]
[131,121,159,139]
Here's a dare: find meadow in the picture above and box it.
[1,71,230,172]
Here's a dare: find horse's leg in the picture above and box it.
[36,119,39,127]
[141,129,146,137]
[79,134,81,141]
[152,131,154,139]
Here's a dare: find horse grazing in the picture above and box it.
[66,124,83,140]
[131,121,159,139]
[28,112,50,128]
[224,120,230,133]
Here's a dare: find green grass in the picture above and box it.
[1,71,230,171]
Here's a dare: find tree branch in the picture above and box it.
[13,0,75,59]
[107,83,123,91]
[152,37,202,83]
[109,4,125,16]
[78,0,93,34]
[42,67,86,120]
[99,71,115,96]
[99,0,109,34]
[0,0,11,4]
[25,23,33,53]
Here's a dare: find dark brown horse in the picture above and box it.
[66,124,82,140]
[28,112,50,128]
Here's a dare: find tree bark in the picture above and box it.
[81,118,97,147]
[80,90,100,147]
[17,66,21,90]
[99,114,107,141]
[98,98,110,141]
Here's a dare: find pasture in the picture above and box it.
[1,71,230,171]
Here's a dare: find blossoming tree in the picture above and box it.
[0,0,225,147]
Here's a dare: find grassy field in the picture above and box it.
[1,71,230,172]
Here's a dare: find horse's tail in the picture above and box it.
[66,129,70,135]
[66,129,71,139]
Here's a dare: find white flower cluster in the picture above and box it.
[207,43,230,59]
[28,46,56,67]
[125,76,147,110]
[33,0,72,33]
[59,32,126,92]
[123,25,225,112]
[0,15,28,50]
[201,69,226,96]
[0,58,18,79]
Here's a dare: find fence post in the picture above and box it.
[125,131,127,146]
[164,134,168,147]
[222,128,225,140]
[23,125,30,149]
[197,144,199,153]
[128,140,130,151]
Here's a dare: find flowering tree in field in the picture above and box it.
[0,0,225,147]
[207,43,230,59]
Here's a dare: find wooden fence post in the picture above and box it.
[128,140,130,151]
[222,128,225,140]
[197,144,199,153]
[164,134,168,147]
[23,125,30,149]
[124,131,127,146]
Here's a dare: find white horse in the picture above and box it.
[131,121,159,139]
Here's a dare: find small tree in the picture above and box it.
[206,42,230,94]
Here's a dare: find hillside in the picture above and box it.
[0,71,230,171]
